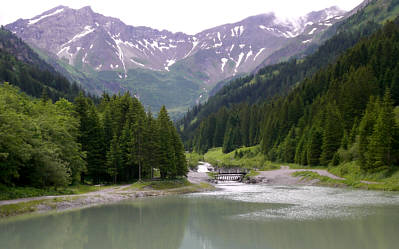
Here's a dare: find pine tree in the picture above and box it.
[157,106,174,179]
[213,107,228,147]
[391,64,399,105]
[366,90,397,171]
[106,135,122,184]
[222,113,241,153]
[320,105,343,165]
[358,97,378,169]
[282,127,297,163]
[307,128,323,166]
[143,111,160,179]
[171,127,188,177]
[103,106,113,150]
[130,99,146,181]
[120,121,133,181]
[85,105,106,184]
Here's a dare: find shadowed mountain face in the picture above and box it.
[6,5,346,116]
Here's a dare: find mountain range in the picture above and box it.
[5,5,349,116]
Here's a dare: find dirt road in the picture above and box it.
[256,166,344,185]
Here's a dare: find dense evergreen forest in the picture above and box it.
[0,27,83,101]
[0,83,187,188]
[185,18,399,174]
[178,20,380,148]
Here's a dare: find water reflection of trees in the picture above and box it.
[0,197,189,249]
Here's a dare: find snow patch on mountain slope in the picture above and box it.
[109,32,127,76]
[214,42,223,48]
[235,52,245,73]
[130,58,145,67]
[259,25,275,32]
[221,58,228,72]
[231,26,245,37]
[254,48,265,61]
[165,59,176,71]
[56,46,73,63]
[308,28,317,35]
[82,53,88,63]
[245,50,253,62]
[62,26,95,47]
[184,40,199,58]
[28,8,64,25]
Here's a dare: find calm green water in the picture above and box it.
[1,184,399,249]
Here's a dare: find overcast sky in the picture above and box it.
[1,0,364,34]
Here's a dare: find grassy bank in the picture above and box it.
[202,146,281,170]
[129,179,193,190]
[292,162,399,191]
[0,186,73,201]
[0,184,116,201]
[328,162,399,191]
[129,179,215,193]
[0,197,79,218]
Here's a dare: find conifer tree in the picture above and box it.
[223,113,241,153]
[366,90,397,171]
[282,127,297,163]
[157,106,174,178]
[358,97,378,169]
[85,105,106,184]
[120,121,133,180]
[320,105,343,165]
[213,107,228,147]
[307,128,323,166]
[171,127,188,177]
[103,106,113,150]
[130,99,146,181]
[143,111,160,179]
[106,135,122,184]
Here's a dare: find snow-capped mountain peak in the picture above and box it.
[6,5,346,85]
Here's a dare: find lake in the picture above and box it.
[1,183,399,249]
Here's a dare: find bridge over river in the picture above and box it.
[213,169,248,182]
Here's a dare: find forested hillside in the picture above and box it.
[188,19,399,174]
[178,24,380,147]
[0,83,187,189]
[179,21,379,152]
[178,0,399,147]
[0,27,82,101]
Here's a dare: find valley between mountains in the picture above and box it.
[6,5,347,117]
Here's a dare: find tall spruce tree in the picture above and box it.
[358,97,378,170]
[106,135,122,184]
[366,90,397,171]
[157,106,174,178]
[320,105,343,165]
[307,128,323,166]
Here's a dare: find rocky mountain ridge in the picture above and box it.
[7,5,346,84]
[5,5,349,117]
